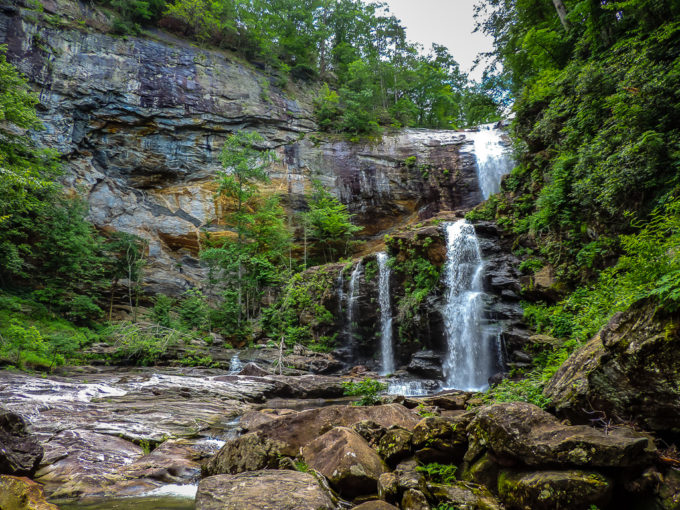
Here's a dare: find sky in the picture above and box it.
[380,0,494,81]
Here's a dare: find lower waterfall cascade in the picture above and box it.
[441,219,496,391]
[376,252,395,375]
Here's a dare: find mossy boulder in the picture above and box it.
[204,433,285,475]
[0,475,58,510]
[497,469,612,510]
[467,402,655,468]
[377,427,412,465]
[431,481,503,510]
[412,416,467,465]
[545,299,680,432]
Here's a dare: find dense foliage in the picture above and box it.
[96,0,501,133]
[477,0,680,405]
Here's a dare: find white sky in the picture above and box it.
[380,0,494,81]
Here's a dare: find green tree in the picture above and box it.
[202,130,291,336]
[301,181,361,264]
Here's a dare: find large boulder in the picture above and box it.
[377,427,412,465]
[196,471,336,510]
[353,502,399,510]
[0,411,43,477]
[497,470,613,510]
[430,481,502,510]
[0,475,58,510]
[545,300,680,432]
[302,426,388,498]
[467,402,654,468]
[412,416,467,465]
[252,404,419,456]
[204,433,285,475]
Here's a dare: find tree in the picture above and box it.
[203,130,291,337]
[301,181,361,264]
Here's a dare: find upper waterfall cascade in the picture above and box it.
[467,123,515,200]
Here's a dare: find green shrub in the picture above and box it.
[415,463,457,485]
[342,378,387,406]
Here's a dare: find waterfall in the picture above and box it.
[346,261,362,351]
[467,123,514,199]
[228,354,242,374]
[442,220,494,391]
[377,252,395,375]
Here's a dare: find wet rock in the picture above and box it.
[196,471,336,510]
[497,470,613,510]
[34,429,149,499]
[0,410,43,476]
[237,363,270,376]
[545,300,680,432]
[239,408,296,431]
[353,420,387,446]
[430,481,502,510]
[467,402,655,468]
[412,415,468,465]
[377,427,413,465]
[205,433,285,475]
[462,452,499,490]
[404,391,471,411]
[302,426,388,498]
[394,459,429,495]
[252,404,419,456]
[214,374,346,400]
[121,439,201,484]
[378,472,399,503]
[407,350,444,379]
[401,488,430,510]
[353,502,399,510]
[0,475,58,510]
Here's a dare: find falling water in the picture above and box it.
[346,261,362,349]
[467,123,514,199]
[376,252,395,375]
[228,354,242,374]
[442,220,494,391]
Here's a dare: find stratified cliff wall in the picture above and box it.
[1,0,482,295]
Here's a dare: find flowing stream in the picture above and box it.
[466,123,514,199]
[442,220,494,391]
[376,253,395,375]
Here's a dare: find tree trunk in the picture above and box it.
[552,0,569,31]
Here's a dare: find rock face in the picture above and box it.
[0,475,59,510]
[0,410,43,477]
[467,402,655,468]
[544,299,680,432]
[1,1,484,297]
[302,426,388,498]
[196,471,336,510]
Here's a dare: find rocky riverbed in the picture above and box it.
[1,362,678,510]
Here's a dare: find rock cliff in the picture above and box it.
[1,0,482,296]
